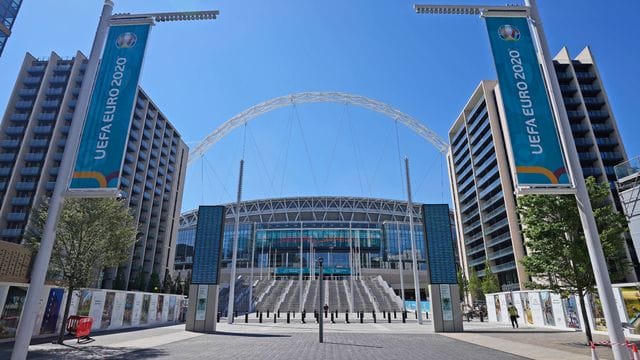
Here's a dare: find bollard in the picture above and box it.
[287,312,290,324]
[335,310,338,319]
[383,311,386,319]
[394,311,397,319]
[259,312,263,323]
[274,313,277,323]
[331,312,335,324]
[387,312,391,323]
[346,312,349,324]
[245,313,249,323]
[217,312,220,323]
[415,310,418,319]
[257,311,259,318]
[302,310,306,324]
[402,311,406,323]
[293,312,296,319]
[373,312,377,323]
[325,310,328,318]
[234,310,238,318]
[360,311,364,324]
[278,310,280,318]
[267,310,270,318]
[480,311,484,322]
[315,310,318,323]
[425,312,429,319]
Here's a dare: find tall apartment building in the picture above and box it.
[448,47,635,291]
[0,0,22,57]
[0,51,188,290]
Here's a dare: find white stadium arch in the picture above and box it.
[188,92,449,165]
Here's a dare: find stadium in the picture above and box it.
[174,196,455,314]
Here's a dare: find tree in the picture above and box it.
[481,259,500,295]
[148,272,161,293]
[518,177,628,343]
[467,267,483,304]
[25,198,136,344]
[162,272,174,293]
[457,269,468,302]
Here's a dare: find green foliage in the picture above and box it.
[25,198,137,290]
[481,259,500,294]
[467,267,483,302]
[518,176,629,295]
[148,272,161,293]
[457,269,468,300]
[162,272,173,293]
[113,270,126,291]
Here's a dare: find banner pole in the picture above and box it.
[10,2,114,359]
[525,1,626,358]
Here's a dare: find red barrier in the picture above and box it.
[66,316,93,343]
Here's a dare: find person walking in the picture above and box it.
[507,302,519,329]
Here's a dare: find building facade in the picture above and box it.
[449,47,636,291]
[0,0,22,57]
[615,157,640,261]
[175,196,454,299]
[0,51,188,290]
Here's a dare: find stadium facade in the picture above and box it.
[175,196,455,300]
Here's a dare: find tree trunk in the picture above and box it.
[578,290,593,344]
[57,287,74,344]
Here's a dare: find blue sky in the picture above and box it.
[1,0,638,212]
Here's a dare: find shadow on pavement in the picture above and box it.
[323,341,383,349]
[26,345,168,359]
[212,331,292,338]
[464,330,573,334]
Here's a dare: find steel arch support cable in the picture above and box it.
[188,92,449,165]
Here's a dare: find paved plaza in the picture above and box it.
[0,317,625,360]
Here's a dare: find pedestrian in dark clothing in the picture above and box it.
[507,302,519,329]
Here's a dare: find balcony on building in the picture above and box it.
[11,197,32,206]
[27,65,46,74]
[578,152,598,162]
[41,100,60,110]
[1,228,22,238]
[49,76,68,84]
[0,139,20,149]
[10,113,29,122]
[15,100,33,110]
[0,153,16,162]
[6,212,27,222]
[5,126,25,135]
[18,88,38,97]
[30,139,49,148]
[596,137,617,148]
[560,85,577,94]
[33,125,53,135]
[0,167,12,176]
[580,84,601,95]
[574,137,593,148]
[16,181,36,191]
[582,167,603,178]
[570,123,590,135]
[23,76,42,85]
[38,113,57,122]
[46,88,64,96]
[24,152,45,161]
[575,71,596,81]
[588,110,609,121]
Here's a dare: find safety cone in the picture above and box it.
[632,343,640,360]
[590,342,599,360]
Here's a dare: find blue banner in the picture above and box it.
[485,16,569,187]
[70,24,150,190]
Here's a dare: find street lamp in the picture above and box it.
[415,2,627,358]
[11,2,217,359]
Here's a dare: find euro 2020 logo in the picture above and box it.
[498,24,521,41]
[116,32,137,49]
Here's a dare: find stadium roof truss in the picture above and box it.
[179,196,424,228]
